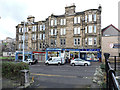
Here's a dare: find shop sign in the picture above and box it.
[113,43,120,48]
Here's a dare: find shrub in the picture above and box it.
[2,61,29,79]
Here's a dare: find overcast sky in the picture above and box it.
[0,0,119,40]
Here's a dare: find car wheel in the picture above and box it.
[58,63,61,66]
[72,63,75,66]
[29,62,32,65]
[84,63,88,66]
[46,63,49,66]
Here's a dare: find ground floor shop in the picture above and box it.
[46,48,101,62]
[15,51,45,62]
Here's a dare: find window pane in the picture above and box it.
[64,28,66,35]
[85,26,87,33]
[40,34,42,40]
[43,25,45,30]
[64,19,66,25]
[74,28,77,34]
[88,38,92,45]
[51,29,53,35]
[85,15,87,22]
[60,19,63,25]
[64,39,65,45]
[51,20,53,26]
[78,27,80,34]
[55,19,57,26]
[54,29,57,35]
[60,39,62,45]
[40,25,42,31]
[60,28,63,35]
[94,38,97,45]
[78,17,80,23]
[74,17,77,24]
[94,25,96,33]
[74,39,77,45]
[43,34,45,40]
[85,38,87,45]
[89,26,92,33]
[78,38,80,45]
[94,14,96,21]
[89,14,92,22]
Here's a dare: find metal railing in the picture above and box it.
[104,53,120,90]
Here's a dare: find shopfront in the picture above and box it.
[15,51,45,62]
[46,48,101,62]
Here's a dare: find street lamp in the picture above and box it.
[22,21,25,62]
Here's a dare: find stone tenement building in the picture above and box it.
[16,4,102,61]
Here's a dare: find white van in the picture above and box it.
[45,57,65,65]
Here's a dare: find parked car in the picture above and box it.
[45,57,65,65]
[70,58,91,66]
[23,58,38,65]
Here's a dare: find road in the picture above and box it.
[28,62,101,88]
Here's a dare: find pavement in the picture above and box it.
[28,62,101,88]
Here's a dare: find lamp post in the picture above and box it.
[23,21,25,62]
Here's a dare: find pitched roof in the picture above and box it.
[102,24,120,33]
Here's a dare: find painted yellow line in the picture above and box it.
[31,73,77,78]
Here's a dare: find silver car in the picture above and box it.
[70,58,91,66]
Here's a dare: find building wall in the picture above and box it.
[16,5,101,52]
[102,36,120,62]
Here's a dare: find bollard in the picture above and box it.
[20,69,30,87]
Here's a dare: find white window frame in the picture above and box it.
[94,38,97,45]
[55,19,57,26]
[88,38,92,45]
[40,34,42,40]
[64,19,66,25]
[85,26,87,33]
[74,17,77,24]
[43,34,45,40]
[85,38,88,45]
[89,26,92,33]
[74,27,77,34]
[94,14,96,21]
[85,15,87,22]
[78,27,80,34]
[94,25,96,33]
[89,14,92,22]
[54,29,57,35]
[43,24,45,30]
[51,20,53,26]
[63,28,66,35]
[51,29,53,35]
[78,16,80,23]
[40,25,42,31]
[74,38,77,45]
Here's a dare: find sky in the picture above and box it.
[0,0,119,40]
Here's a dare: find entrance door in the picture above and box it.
[80,53,86,60]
